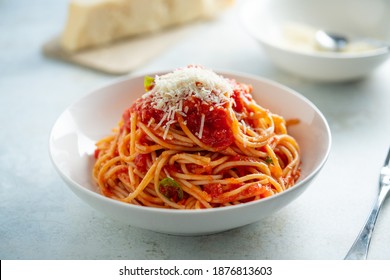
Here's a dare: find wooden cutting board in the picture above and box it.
[43,23,199,75]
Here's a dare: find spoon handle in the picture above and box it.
[344,185,389,260]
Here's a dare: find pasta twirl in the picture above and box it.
[93,66,301,209]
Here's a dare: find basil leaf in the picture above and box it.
[144,75,154,91]
[265,156,273,164]
[159,177,183,201]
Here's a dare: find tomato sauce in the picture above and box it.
[187,163,212,175]
[127,95,235,151]
[122,97,165,131]
[231,82,253,113]
[134,154,149,173]
[184,97,234,150]
[204,183,224,198]
[122,80,258,151]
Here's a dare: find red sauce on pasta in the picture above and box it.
[93,66,301,210]
[183,98,234,150]
[127,96,234,151]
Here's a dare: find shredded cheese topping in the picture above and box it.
[142,67,233,139]
[198,113,206,139]
[143,66,233,139]
[144,66,232,116]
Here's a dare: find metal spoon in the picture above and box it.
[315,30,389,52]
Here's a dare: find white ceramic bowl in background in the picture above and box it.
[240,0,390,82]
[49,71,331,235]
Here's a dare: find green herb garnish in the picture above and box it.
[158,177,183,202]
[265,156,273,164]
[144,75,155,91]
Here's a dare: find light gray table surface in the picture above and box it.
[1,0,390,260]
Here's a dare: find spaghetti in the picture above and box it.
[93,66,300,209]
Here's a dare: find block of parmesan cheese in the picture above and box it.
[61,0,235,52]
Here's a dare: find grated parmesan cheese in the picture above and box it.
[198,113,206,139]
[144,67,232,114]
[142,66,233,139]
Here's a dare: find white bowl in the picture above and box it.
[240,0,390,82]
[49,70,331,235]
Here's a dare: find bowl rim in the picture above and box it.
[239,0,390,60]
[49,69,332,216]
